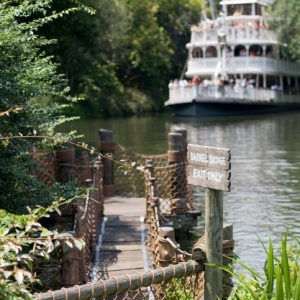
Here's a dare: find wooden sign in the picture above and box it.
[187,144,231,191]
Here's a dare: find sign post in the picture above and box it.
[187,144,231,300]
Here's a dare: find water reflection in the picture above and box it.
[58,111,300,271]
[171,112,300,271]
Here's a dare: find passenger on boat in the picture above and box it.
[192,76,201,95]
[271,84,282,91]
[203,78,212,96]
[229,77,235,97]
[241,78,248,96]
[217,77,225,97]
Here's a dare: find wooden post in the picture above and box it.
[80,151,91,186]
[61,234,80,287]
[172,127,198,214]
[186,143,231,298]
[93,160,104,219]
[204,188,223,300]
[167,132,188,214]
[72,199,88,285]
[54,142,75,183]
[158,227,176,267]
[171,127,187,153]
[192,224,234,300]
[187,144,231,300]
[222,223,234,299]
[99,129,115,197]
[168,132,184,159]
[144,159,155,217]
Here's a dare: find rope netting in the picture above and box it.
[30,142,207,300]
[113,143,169,197]
[143,168,205,299]
[32,152,57,186]
[36,261,204,300]
[114,144,195,214]
[31,151,104,291]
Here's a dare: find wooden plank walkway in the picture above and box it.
[94,196,152,280]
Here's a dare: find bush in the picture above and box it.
[217,233,300,300]
[0,198,85,299]
[0,0,91,212]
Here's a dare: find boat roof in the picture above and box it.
[220,0,270,5]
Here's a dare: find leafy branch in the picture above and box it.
[0,132,146,174]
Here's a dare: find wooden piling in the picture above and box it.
[60,234,80,287]
[167,132,188,214]
[99,129,115,197]
[204,188,223,300]
[167,132,184,164]
[158,227,176,267]
[80,151,91,186]
[222,223,234,299]
[171,127,187,153]
[54,142,75,183]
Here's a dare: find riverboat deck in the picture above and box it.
[95,196,152,279]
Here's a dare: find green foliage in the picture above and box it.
[35,0,203,117]
[270,0,300,64]
[0,0,90,212]
[0,1,92,298]
[155,0,202,79]
[0,197,85,299]
[166,278,194,300]
[214,234,300,300]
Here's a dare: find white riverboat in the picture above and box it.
[165,0,300,116]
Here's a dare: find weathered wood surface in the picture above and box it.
[187,165,231,192]
[187,143,231,191]
[187,144,231,170]
[98,196,151,278]
[204,188,223,300]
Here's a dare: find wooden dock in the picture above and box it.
[94,196,152,280]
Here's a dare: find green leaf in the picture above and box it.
[292,270,300,299]
[281,234,291,300]
[275,262,283,300]
[266,237,274,294]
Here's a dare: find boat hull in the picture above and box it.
[167,97,300,117]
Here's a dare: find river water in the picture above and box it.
[59,111,300,272]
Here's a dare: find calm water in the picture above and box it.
[59,111,300,272]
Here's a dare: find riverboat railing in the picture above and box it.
[191,27,277,44]
[186,57,300,77]
[167,84,300,105]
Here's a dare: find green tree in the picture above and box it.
[271,0,300,63]
[115,0,173,111]
[37,0,147,117]
[0,0,91,213]
[156,0,202,79]
[33,0,204,118]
